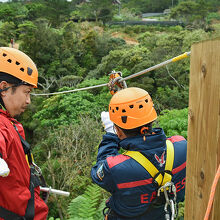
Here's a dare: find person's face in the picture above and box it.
[1,82,33,117]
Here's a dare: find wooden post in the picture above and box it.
[185,39,220,220]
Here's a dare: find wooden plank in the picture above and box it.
[185,39,220,220]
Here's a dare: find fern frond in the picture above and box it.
[67,184,103,219]
[67,195,86,218]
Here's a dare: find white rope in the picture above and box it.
[165,65,185,89]
[32,83,108,96]
[32,52,191,96]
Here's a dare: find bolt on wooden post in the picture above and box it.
[185,39,220,220]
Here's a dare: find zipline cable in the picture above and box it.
[32,52,191,96]
[32,83,108,96]
[119,51,191,82]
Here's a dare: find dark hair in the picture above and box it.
[115,122,153,137]
[0,72,22,85]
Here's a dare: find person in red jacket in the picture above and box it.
[0,47,48,219]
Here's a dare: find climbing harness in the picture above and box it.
[32,52,191,96]
[124,140,177,220]
[108,70,127,95]
[0,122,41,220]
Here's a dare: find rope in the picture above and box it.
[32,83,108,96]
[204,164,220,220]
[32,52,191,96]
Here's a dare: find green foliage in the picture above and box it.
[2,1,218,218]
[33,84,110,128]
[170,0,211,28]
[89,46,151,78]
[0,21,16,46]
[121,0,173,14]
[67,184,106,220]
[32,117,103,218]
[206,12,220,24]
[113,8,140,21]
[177,201,185,220]
[158,108,188,139]
[48,218,61,220]
[18,19,63,73]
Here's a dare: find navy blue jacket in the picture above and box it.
[91,128,187,219]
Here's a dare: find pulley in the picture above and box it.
[108,70,127,95]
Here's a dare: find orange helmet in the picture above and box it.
[109,87,157,129]
[0,47,38,87]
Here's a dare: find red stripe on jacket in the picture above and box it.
[172,162,186,174]
[116,162,186,189]
[107,155,130,168]
[167,135,185,143]
[117,178,153,189]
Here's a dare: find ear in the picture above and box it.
[114,126,127,140]
[0,81,10,96]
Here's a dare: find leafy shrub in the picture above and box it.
[67,184,106,220]
[158,108,188,139]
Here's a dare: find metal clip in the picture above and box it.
[32,162,42,176]
[157,182,177,220]
[108,70,127,95]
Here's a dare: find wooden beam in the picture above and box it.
[185,39,220,220]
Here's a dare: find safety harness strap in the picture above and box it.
[162,140,174,185]
[124,140,174,187]
[0,206,23,220]
[13,124,35,220]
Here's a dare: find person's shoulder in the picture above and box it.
[106,154,130,169]
[167,135,187,155]
[0,113,10,127]
[167,135,186,144]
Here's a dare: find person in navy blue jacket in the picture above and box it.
[91,87,187,220]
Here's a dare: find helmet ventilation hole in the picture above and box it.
[129,105,134,108]
[20,68,24,72]
[112,109,115,113]
[2,53,7,57]
[139,105,143,109]
[116,107,119,111]
[27,67,33,75]
[122,109,126,113]
[121,116,127,123]
[145,99,148,103]
[16,61,20,65]
[7,59,12,63]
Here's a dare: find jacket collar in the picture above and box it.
[0,106,17,123]
[119,128,166,152]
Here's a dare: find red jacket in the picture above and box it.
[0,109,48,219]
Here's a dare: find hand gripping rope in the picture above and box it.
[32,52,191,96]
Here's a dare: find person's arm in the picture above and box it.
[91,112,120,192]
[0,132,10,177]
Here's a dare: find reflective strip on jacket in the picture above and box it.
[0,109,48,219]
[91,128,187,220]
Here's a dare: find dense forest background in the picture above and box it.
[0,0,220,219]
